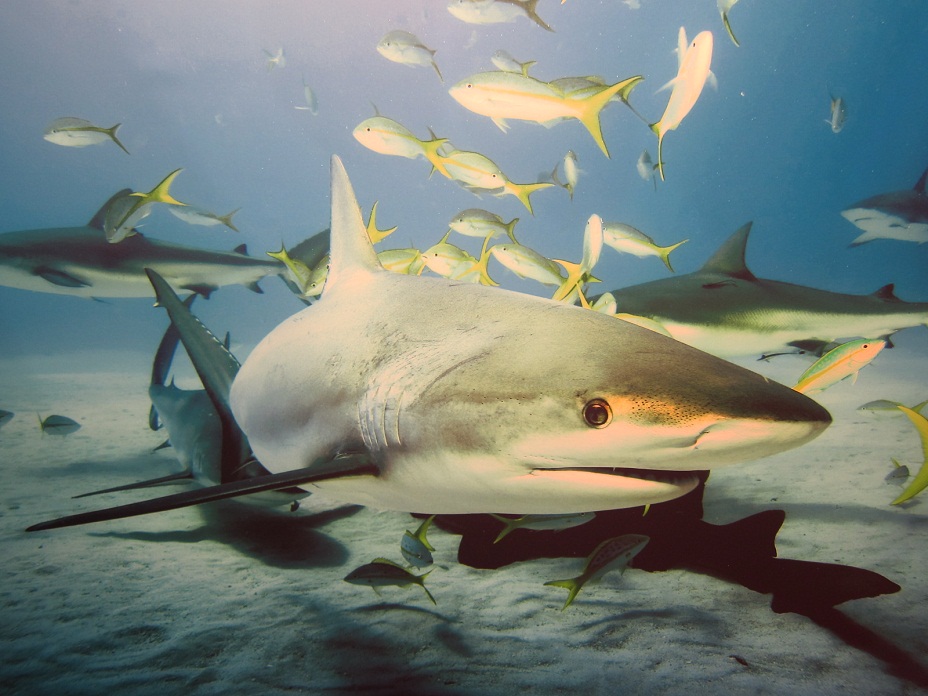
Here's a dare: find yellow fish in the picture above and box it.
[891,406,928,506]
[792,338,886,394]
[449,71,643,157]
[438,148,553,214]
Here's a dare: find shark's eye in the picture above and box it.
[583,399,612,428]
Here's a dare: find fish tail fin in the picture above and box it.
[219,208,241,233]
[658,239,688,272]
[417,570,438,605]
[148,168,187,206]
[108,123,131,155]
[523,0,554,32]
[507,181,553,215]
[721,12,740,47]
[476,235,499,287]
[505,217,520,243]
[431,59,443,83]
[891,406,928,505]
[650,125,667,181]
[578,76,644,158]
[421,140,451,179]
[544,577,582,610]
[490,514,517,543]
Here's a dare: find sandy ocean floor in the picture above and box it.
[2,335,928,695]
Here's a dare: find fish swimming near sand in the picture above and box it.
[0,190,328,298]
[38,414,81,436]
[792,338,886,395]
[28,157,830,532]
[490,512,595,543]
[344,558,436,604]
[606,222,928,358]
[544,533,650,609]
[841,165,928,246]
[401,515,437,567]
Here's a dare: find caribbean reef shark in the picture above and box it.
[27,157,829,532]
[606,222,928,358]
[0,190,329,298]
[841,165,928,246]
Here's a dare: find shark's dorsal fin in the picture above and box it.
[233,244,249,256]
[914,166,928,195]
[327,156,383,289]
[871,283,901,302]
[88,188,133,230]
[699,222,757,281]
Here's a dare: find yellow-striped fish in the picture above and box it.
[792,338,886,394]
[449,71,643,157]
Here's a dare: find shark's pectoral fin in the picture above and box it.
[27,454,378,532]
[35,266,90,289]
[180,283,216,298]
[72,471,194,499]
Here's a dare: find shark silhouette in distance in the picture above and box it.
[28,156,829,533]
[842,165,928,246]
[0,189,329,298]
[605,222,928,359]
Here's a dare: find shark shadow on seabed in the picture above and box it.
[432,473,928,690]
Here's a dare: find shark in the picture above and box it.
[27,157,830,532]
[227,156,830,515]
[605,221,928,358]
[0,190,329,298]
[841,165,928,246]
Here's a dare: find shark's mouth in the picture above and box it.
[550,467,699,486]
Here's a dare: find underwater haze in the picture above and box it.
[0,0,926,357]
[2,1,928,695]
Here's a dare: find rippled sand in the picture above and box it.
[2,339,927,695]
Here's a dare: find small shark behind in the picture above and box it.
[229,156,830,515]
[0,190,328,298]
[606,222,928,358]
[841,165,928,246]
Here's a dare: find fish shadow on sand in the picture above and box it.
[433,472,928,689]
[89,501,363,569]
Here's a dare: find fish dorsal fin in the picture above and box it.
[914,165,928,194]
[88,188,133,230]
[327,156,383,288]
[233,244,249,256]
[699,222,757,281]
[871,283,901,302]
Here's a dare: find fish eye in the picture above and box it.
[582,399,612,428]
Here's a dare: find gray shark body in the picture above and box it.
[27,158,830,531]
[0,191,328,298]
[228,157,830,515]
[607,222,928,358]
[841,166,928,246]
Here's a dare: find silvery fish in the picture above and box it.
[400,515,436,568]
[376,30,442,81]
[43,117,130,155]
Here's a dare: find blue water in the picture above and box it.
[1,0,926,358]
